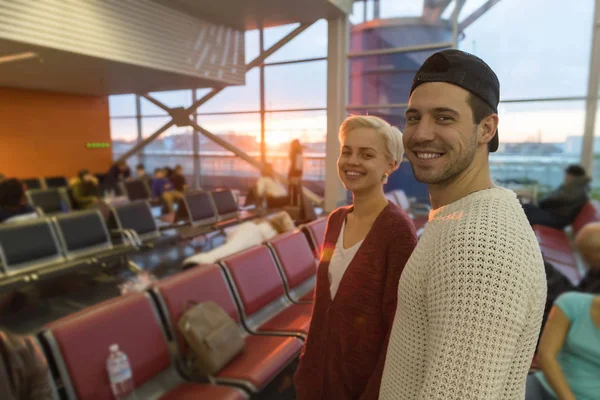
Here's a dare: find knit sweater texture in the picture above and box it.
[295,202,417,400]
[380,187,547,399]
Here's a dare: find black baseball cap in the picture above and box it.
[410,49,500,152]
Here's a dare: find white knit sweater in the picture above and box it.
[380,188,546,400]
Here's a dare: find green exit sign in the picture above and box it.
[86,142,110,149]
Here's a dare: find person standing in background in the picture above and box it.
[379,50,546,399]
[105,161,131,185]
[295,115,417,399]
[288,139,304,206]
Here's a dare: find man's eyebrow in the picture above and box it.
[405,107,419,115]
[432,107,459,115]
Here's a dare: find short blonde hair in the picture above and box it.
[339,115,404,169]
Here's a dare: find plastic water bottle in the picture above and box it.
[106,344,135,399]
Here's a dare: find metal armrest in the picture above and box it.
[110,229,141,249]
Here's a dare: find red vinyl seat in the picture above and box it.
[572,201,600,234]
[221,245,312,337]
[153,264,302,393]
[539,245,577,267]
[268,231,317,304]
[302,217,327,255]
[43,293,245,400]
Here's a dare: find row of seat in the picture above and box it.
[533,200,600,284]
[0,189,254,291]
[20,176,69,190]
[39,218,327,399]
[0,209,133,291]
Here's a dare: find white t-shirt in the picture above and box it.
[256,177,287,198]
[328,221,364,299]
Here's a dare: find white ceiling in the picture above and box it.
[151,0,350,30]
[0,0,348,96]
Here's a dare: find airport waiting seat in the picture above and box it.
[390,189,429,232]
[45,176,68,188]
[220,245,312,338]
[172,190,220,240]
[152,264,303,394]
[267,231,317,304]
[42,293,247,400]
[0,218,65,277]
[26,188,71,215]
[21,178,43,190]
[301,217,327,255]
[52,210,132,264]
[572,200,600,234]
[211,189,241,221]
[121,179,152,202]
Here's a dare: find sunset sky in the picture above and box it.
[109,0,599,146]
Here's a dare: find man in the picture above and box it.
[379,50,546,399]
[523,164,590,229]
[71,169,100,209]
[151,168,183,214]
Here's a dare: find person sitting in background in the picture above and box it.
[171,164,188,193]
[0,179,36,223]
[543,222,600,327]
[525,291,600,400]
[151,168,183,213]
[0,330,53,399]
[70,169,100,209]
[183,211,295,266]
[245,163,289,208]
[523,164,590,230]
[105,161,131,185]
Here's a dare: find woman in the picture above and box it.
[294,115,417,399]
[526,292,600,400]
[288,139,303,206]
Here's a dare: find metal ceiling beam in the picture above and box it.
[115,22,314,164]
[459,0,503,31]
[348,41,454,58]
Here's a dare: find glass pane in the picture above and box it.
[263,23,299,51]
[196,113,261,154]
[266,19,327,62]
[142,117,193,154]
[459,0,491,20]
[143,154,194,175]
[197,68,259,112]
[265,60,327,109]
[490,100,585,190]
[110,118,138,153]
[459,0,594,99]
[348,50,437,108]
[265,110,326,182]
[349,1,366,25]
[245,29,260,64]
[141,90,193,116]
[379,0,424,18]
[109,95,136,117]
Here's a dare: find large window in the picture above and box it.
[107,22,328,193]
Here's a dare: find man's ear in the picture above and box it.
[478,113,499,145]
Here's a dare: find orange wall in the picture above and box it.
[0,88,112,179]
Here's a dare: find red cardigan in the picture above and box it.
[294,202,417,400]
